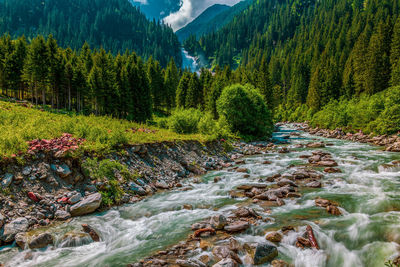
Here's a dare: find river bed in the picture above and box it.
[2,125,400,267]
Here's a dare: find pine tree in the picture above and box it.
[176,72,191,108]
[164,58,179,110]
[147,57,165,111]
[390,17,400,86]
[256,55,274,109]
[185,73,201,109]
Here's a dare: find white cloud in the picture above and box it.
[164,0,242,31]
[132,0,148,4]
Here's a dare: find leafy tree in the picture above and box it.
[216,84,273,138]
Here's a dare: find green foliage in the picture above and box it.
[0,101,212,157]
[310,86,400,135]
[216,84,273,139]
[99,180,125,207]
[167,108,202,134]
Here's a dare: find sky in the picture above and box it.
[164,0,242,31]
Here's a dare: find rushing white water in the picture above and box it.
[2,125,400,267]
[181,48,199,72]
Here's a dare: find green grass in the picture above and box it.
[0,100,213,157]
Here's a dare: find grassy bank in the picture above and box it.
[0,100,211,157]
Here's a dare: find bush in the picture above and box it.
[216,84,273,139]
[198,112,218,135]
[168,108,202,134]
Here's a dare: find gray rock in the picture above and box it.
[129,182,147,196]
[55,210,71,220]
[155,180,169,189]
[15,232,27,249]
[1,173,13,187]
[60,232,93,247]
[70,193,102,216]
[176,259,206,267]
[51,164,72,178]
[210,214,227,230]
[68,193,82,204]
[28,233,54,249]
[2,217,29,242]
[22,166,32,176]
[224,221,250,233]
[253,243,278,265]
[212,258,238,267]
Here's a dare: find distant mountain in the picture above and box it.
[0,0,182,67]
[129,0,181,20]
[176,0,252,42]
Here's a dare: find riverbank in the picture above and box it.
[287,122,400,152]
[0,137,272,251]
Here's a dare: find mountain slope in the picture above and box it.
[176,4,230,41]
[183,0,400,122]
[0,0,181,67]
[129,0,181,20]
[176,1,252,42]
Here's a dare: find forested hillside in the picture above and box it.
[176,1,252,42]
[183,0,400,133]
[0,0,181,67]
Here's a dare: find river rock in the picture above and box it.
[271,259,290,267]
[306,181,322,188]
[236,168,249,173]
[277,178,297,187]
[70,193,101,216]
[210,214,227,230]
[129,182,147,196]
[306,142,325,148]
[28,233,54,249]
[316,161,338,167]
[233,207,257,218]
[245,242,278,265]
[176,259,206,267]
[212,246,242,264]
[82,224,100,242]
[1,217,29,242]
[265,231,282,243]
[324,167,342,173]
[60,232,93,247]
[15,232,27,249]
[212,258,238,267]
[224,221,250,233]
[327,205,342,215]
[155,180,169,189]
[55,210,71,220]
[1,173,13,188]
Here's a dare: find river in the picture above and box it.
[181,49,199,72]
[1,125,400,266]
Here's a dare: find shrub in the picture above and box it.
[198,112,218,135]
[216,84,273,139]
[168,108,202,134]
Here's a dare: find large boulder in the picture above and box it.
[28,233,54,249]
[1,217,29,242]
[70,193,102,217]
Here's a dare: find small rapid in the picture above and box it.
[2,125,400,267]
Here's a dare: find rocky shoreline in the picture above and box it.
[287,122,400,152]
[0,140,270,252]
